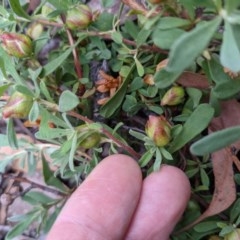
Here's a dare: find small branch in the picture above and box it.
[2,174,67,197]
[87,31,168,54]
[62,14,85,95]
[35,18,64,27]
[65,28,83,79]
[33,18,167,54]
[67,111,141,159]
[122,0,149,16]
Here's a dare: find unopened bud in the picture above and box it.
[161,86,185,106]
[2,92,33,119]
[145,115,171,147]
[0,33,32,58]
[76,124,101,149]
[224,229,240,240]
[66,4,93,30]
[26,22,43,40]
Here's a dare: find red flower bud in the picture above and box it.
[2,92,33,119]
[145,115,171,147]
[0,32,32,58]
[66,4,93,30]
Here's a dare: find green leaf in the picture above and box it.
[100,64,135,118]
[0,47,24,85]
[139,149,154,167]
[124,20,140,39]
[154,68,182,89]
[153,28,185,50]
[23,191,56,205]
[220,21,240,72]
[39,80,54,102]
[47,0,69,10]
[111,31,123,44]
[6,210,39,240]
[186,168,199,178]
[0,84,11,97]
[219,226,236,237]
[15,84,35,97]
[42,152,69,193]
[135,57,144,76]
[213,79,240,99]
[101,0,115,8]
[167,17,222,73]
[186,88,202,108]
[69,133,78,171]
[194,221,218,232]
[200,168,210,187]
[225,0,240,13]
[169,104,214,153]
[153,148,162,171]
[92,12,114,31]
[230,198,240,223]
[129,129,147,141]
[136,29,152,47]
[160,147,173,160]
[59,90,80,112]
[41,47,73,77]
[9,0,30,20]
[7,118,18,148]
[43,207,61,233]
[28,101,39,122]
[207,57,232,84]
[157,17,191,29]
[147,105,163,115]
[190,126,240,156]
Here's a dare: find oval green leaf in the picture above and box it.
[220,21,240,73]
[169,104,214,153]
[9,0,30,20]
[167,16,222,73]
[190,126,240,156]
[59,90,80,112]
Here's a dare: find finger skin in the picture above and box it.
[47,154,142,240]
[125,165,191,240]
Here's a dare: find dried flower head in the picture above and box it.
[95,70,122,105]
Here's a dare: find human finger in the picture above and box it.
[125,165,191,240]
[47,154,142,240]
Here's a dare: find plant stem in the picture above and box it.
[2,174,67,197]
[62,15,85,95]
[34,18,167,54]
[65,28,82,79]
[67,111,141,159]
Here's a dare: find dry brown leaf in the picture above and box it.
[210,99,240,149]
[180,100,240,231]
[177,72,210,89]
